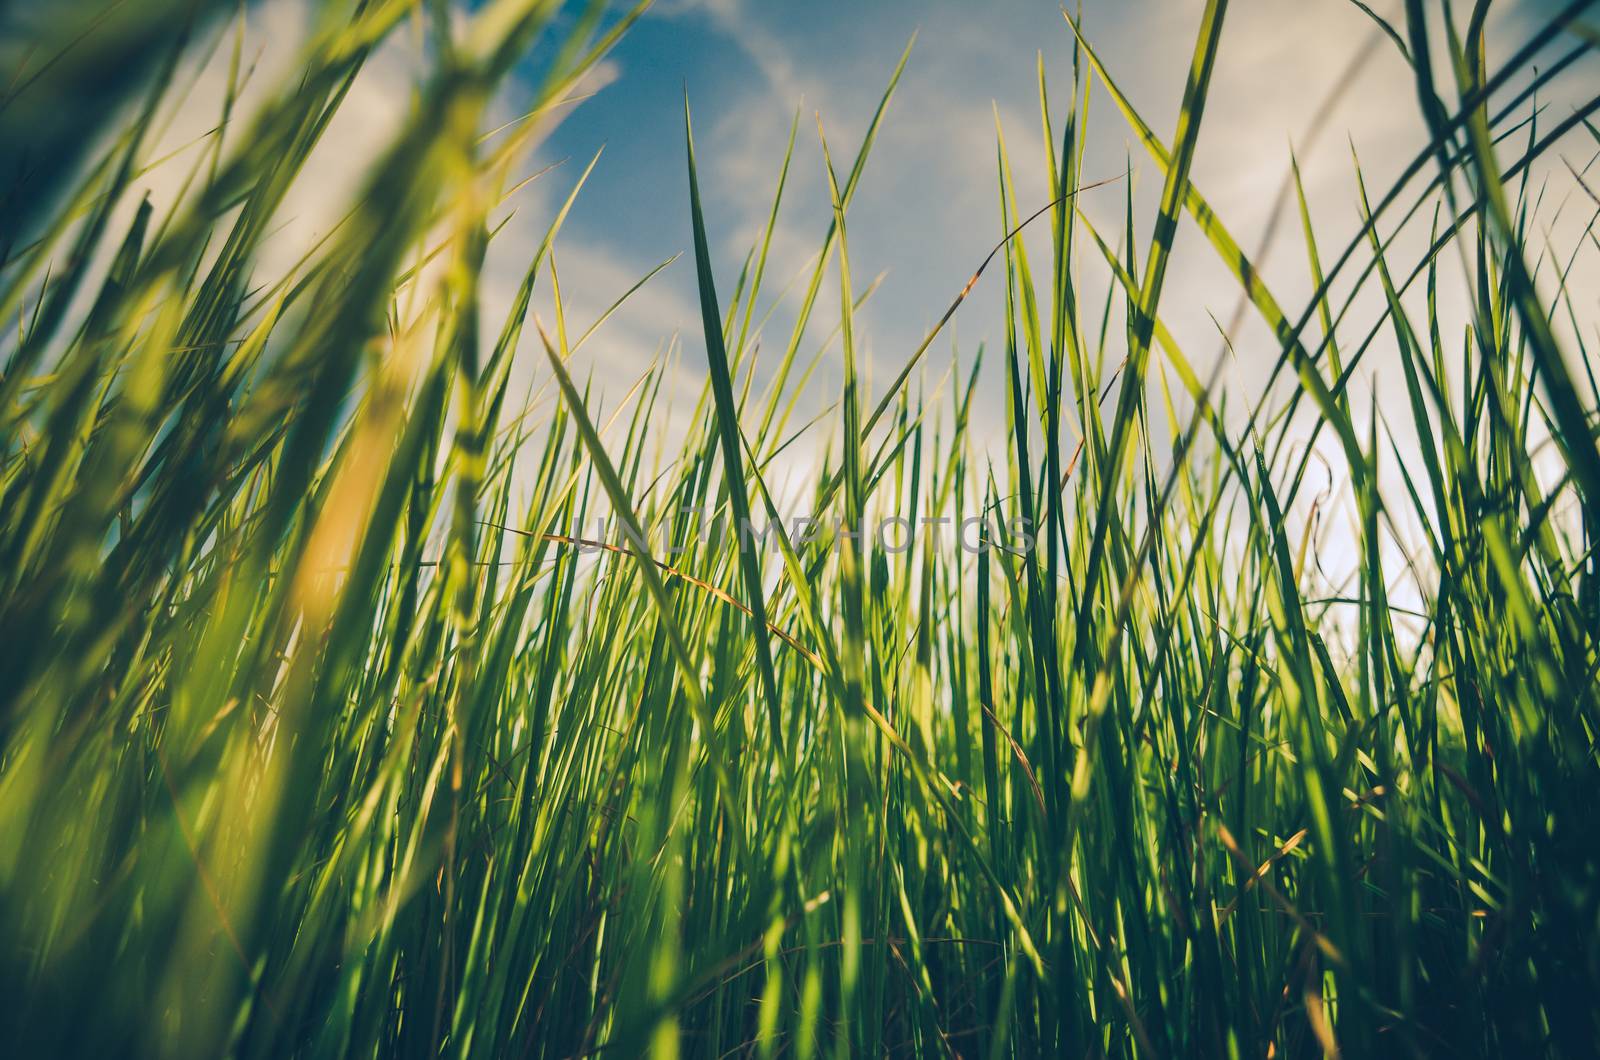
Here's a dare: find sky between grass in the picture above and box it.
[124,0,1600,572]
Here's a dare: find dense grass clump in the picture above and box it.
[3,0,1600,1055]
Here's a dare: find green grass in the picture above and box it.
[3,0,1600,1056]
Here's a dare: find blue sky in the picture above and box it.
[520,0,1350,420]
[503,0,1592,454]
[143,0,1599,539]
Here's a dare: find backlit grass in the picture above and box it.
[2,1,1599,1056]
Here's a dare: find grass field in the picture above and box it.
[3,0,1600,1056]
